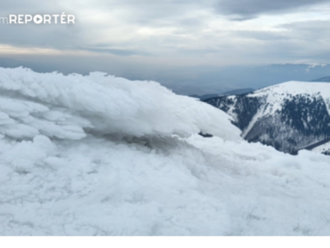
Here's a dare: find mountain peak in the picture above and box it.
[205,81,330,154]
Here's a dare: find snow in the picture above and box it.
[231,81,330,137]
[250,81,330,115]
[241,110,262,138]
[1,68,330,236]
[312,141,330,154]
[0,67,240,141]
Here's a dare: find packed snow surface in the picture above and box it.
[1,68,330,236]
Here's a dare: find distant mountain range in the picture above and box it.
[190,93,219,101]
[221,88,254,96]
[204,81,330,155]
[311,76,330,82]
[168,63,330,95]
[190,88,254,100]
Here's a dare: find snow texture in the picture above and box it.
[1,68,330,236]
[312,141,330,154]
[0,67,239,141]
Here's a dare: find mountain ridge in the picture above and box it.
[204,81,330,154]
[312,76,330,82]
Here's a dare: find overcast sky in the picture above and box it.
[0,0,330,93]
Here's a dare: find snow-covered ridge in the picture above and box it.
[0,67,240,141]
[204,80,330,154]
[251,81,330,97]
[252,81,330,98]
[250,81,330,115]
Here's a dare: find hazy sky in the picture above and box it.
[0,0,330,93]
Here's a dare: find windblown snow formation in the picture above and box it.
[0,67,240,141]
[1,68,330,236]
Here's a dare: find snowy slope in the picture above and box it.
[312,141,330,155]
[205,81,330,154]
[1,68,330,236]
[250,81,330,116]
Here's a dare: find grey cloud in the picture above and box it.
[276,20,330,58]
[0,24,80,49]
[92,0,203,25]
[0,0,209,56]
[237,20,330,62]
[234,30,289,40]
[0,0,63,15]
[82,47,151,56]
[0,0,81,50]
[214,0,330,20]
[279,20,330,37]
[0,0,330,91]
[78,0,212,31]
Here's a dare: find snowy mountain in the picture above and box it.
[1,68,330,236]
[204,81,330,154]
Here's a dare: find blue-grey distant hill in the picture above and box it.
[312,76,330,82]
[190,88,254,100]
[221,88,254,96]
[168,63,330,95]
[190,94,219,100]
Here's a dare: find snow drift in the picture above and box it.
[0,67,240,141]
[1,68,330,236]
